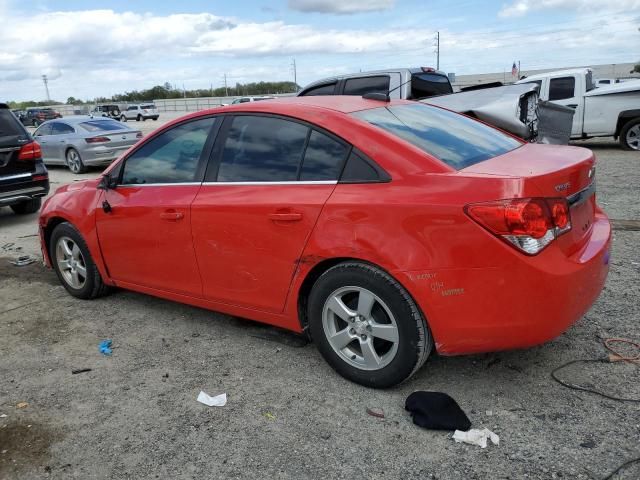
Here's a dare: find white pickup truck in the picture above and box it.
[517,68,640,150]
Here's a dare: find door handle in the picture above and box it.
[160,211,184,221]
[269,212,302,222]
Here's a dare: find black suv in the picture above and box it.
[21,108,61,127]
[0,103,50,214]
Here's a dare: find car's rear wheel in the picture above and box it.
[136,114,142,121]
[50,222,110,299]
[66,148,86,174]
[10,197,41,215]
[620,118,640,150]
[120,115,127,122]
[308,262,432,388]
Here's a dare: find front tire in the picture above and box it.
[66,148,86,174]
[308,262,432,388]
[10,197,41,215]
[620,118,640,151]
[50,222,110,299]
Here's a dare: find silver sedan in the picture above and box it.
[33,116,142,174]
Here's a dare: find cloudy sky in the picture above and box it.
[1,0,638,101]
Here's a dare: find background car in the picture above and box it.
[0,103,49,214]
[91,104,122,119]
[39,97,610,388]
[33,116,142,173]
[120,104,159,121]
[21,107,62,127]
[230,96,275,104]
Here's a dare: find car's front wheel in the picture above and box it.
[308,262,432,388]
[620,117,640,150]
[10,197,41,215]
[50,222,110,299]
[66,148,86,174]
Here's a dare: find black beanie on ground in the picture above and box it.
[405,391,471,431]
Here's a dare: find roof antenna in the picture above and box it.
[362,77,413,102]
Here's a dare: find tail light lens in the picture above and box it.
[85,136,111,143]
[18,141,42,161]
[465,197,572,255]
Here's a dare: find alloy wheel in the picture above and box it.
[626,124,640,150]
[55,236,87,289]
[322,286,399,371]
[66,150,81,173]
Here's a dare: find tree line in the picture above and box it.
[8,81,299,109]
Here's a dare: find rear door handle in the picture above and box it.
[160,211,184,221]
[269,212,302,222]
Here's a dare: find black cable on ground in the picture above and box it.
[601,456,640,480]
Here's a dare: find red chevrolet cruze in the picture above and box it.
[39,97,611,388]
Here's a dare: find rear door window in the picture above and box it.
[343,76,390,96]
[410,73,453,98]
[301,83,337,96]
[216,115,309,182]
[352,103,521,170]
[299,130,349,181]
[121,117,216,184]
[549,77,576,100]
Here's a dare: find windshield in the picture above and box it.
[410,73,453,99]
[79,120,128,132]
[352,103,522,170]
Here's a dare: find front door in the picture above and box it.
[546,75,583,137]
[96,116,218,296]
[32,123,59,164]
[191,114,350,313]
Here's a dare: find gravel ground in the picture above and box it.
[0,128,638,479]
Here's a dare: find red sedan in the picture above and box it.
[38,97,611,388]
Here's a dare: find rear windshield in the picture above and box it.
[410,73,453,99]
[79,120,127,132]
[0,109,25,138]
[352,103,522,170]
[141,105,155,109]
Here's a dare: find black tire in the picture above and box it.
[65,147,86,174]
[308,262,432,388]
[619,117,640,151]
[32,119,39,127]
[136,114,142,121]
[112,109,120,117]
[152,118,157,121]
[50,222,110,299]
[10,197,41,215]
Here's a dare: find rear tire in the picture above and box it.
[120,115,127,122]
[66,148,86,174]
[620,117,640,151]
[50,222,110,299]
[308,262,432,388]
[136,114,142,121]
[10,198,41,215]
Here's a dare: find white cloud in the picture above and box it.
[287,0,395,14]
[499,0,640,17]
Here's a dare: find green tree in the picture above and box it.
[633,64,640,74]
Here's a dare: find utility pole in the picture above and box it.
[292,58,297,92]
[224,73,228,96]
[42,75,51,102]
[434,31,440,70]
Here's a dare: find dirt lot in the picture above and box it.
[0,125,638,479]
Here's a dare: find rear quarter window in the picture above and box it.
[352,103,522,170]
[0,109,26,139]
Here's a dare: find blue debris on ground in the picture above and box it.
[99,339,113,356]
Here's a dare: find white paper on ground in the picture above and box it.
[452,428,499,448]
[197,391,227,407]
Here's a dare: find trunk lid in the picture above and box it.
[463,144,596,254]
[98,129,141,148]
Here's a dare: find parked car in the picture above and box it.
[298,67,574,144]
[120,104,159,122]
[33,117,142,174]
[231,96,275,104]
[517,68,640,150]
[11,109,26,121]
[0,103,49,214]
[91,104,122,119]
[39,96,610,388]
[21,108,62,127]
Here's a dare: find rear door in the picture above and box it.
[32,123,59,163]
[49,122,75,160]
[191,114,350,313]
[96,116,219,296]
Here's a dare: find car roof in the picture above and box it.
[518,68,591,82]
[43,116,121,125]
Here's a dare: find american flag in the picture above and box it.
[512,61,518,77]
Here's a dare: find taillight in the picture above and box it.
[18,141,42,161]
[85,136,111,143]
[465,198,572,255]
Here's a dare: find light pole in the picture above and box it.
[42,75,51,102]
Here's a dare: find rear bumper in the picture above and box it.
[400,211,611,355]
[83,144,136,165]
[0,162,50,206]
